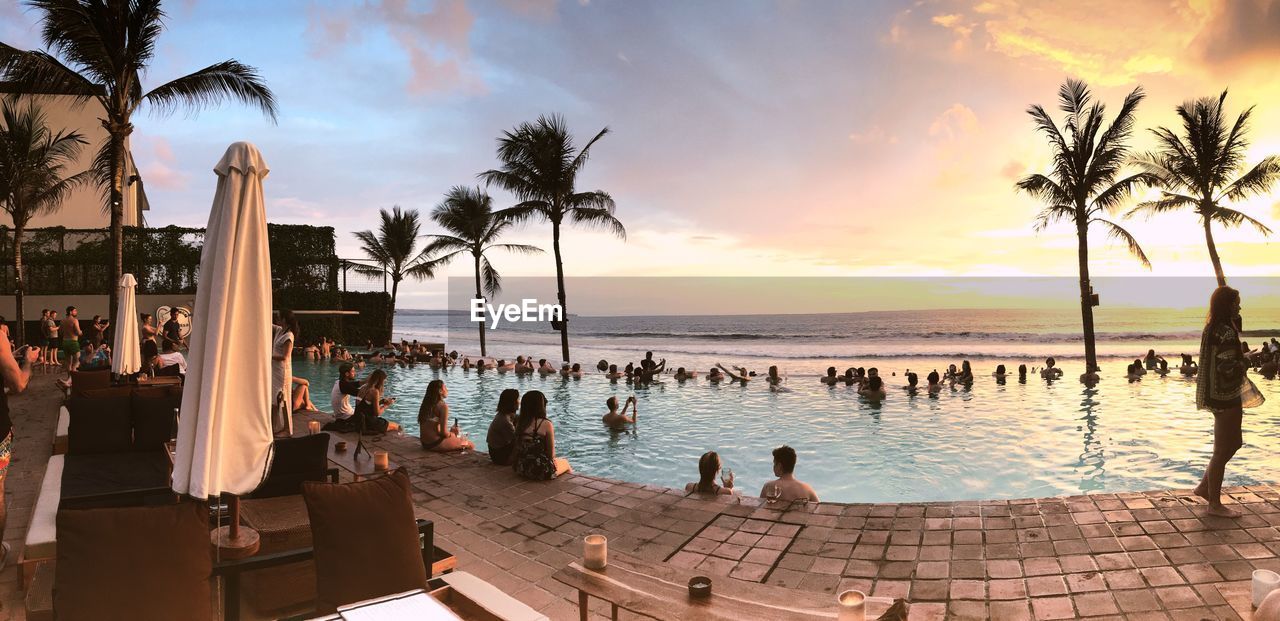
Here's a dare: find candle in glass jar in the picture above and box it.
[1254,569,1280,607]
[373,450,389,471]
[307,421,321,435]
[837,590,865,621]
[583,534,608,570]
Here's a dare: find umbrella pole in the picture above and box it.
[211,494,260,560]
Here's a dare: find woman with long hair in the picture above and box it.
[1194,286,1265,517]
[685,451,735,495]
[418,379,473,452]
[353,368,400,434]
[486,389,520,464]
[512,390,571,479]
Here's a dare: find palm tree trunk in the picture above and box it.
[1203,217,1226,287]
[552,219,569,363]
[388,275,400,343]
[1077,220,1098,373]
[474,252,486,357]
[108,126,128,323]
[13,220,25,347]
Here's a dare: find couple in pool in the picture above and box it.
[685,445,819,503]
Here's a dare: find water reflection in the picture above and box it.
[292,359,1280,503]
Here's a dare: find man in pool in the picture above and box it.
[1040,357,1064,380]
[602,396,637,428]
[760,445,818,503]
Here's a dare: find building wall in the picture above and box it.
[0,93,144,229]
[0,294,195,322]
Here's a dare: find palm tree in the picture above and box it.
[0,101,91,346]
[1128,91,1278,286]
[1016,79,1154,373]
[0,0,278,318]
[479,114,624,363]
[422,186,541,356]
[353,206,435,339]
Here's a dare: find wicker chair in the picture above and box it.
[239,433,337,615]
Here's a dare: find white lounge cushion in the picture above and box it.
[439,571,550,621]
[24,455,64,562]
[53,406,69,455]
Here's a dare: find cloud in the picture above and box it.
[1195,0,1280,67]
[1000,160,1024,180]
[617,51,631,65]
[848,125,898,144]
[138,137,189,191]
[305,0,485,97]
[928,104,978,141]
[921,0,1209,85]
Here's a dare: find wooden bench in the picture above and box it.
[553,552,897,621]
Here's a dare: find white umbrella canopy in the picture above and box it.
[171,142,275,498]
[110,273,140,375]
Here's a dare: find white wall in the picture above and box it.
[0,93,144,229]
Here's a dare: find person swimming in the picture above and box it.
[674,367,697,381]
[605,364,624,379]
[1018,364,1028,383]
[1041,357,1063,380]
[992,364,1007,378]
[1144,349,1159,370]
[902,372,919,392]
[859,375,886,400]
[926,370,942,394]
[1179,353,1198,376]
[707,367,724,383]
[821,366,840,386]
[957,361,974,386]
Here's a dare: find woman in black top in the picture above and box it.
[486,389,520,465]
[1193,286,1265,517]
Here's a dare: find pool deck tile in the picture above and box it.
[1,377,1279,620]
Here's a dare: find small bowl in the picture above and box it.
[688,576,711,598]
[334,441,348,452]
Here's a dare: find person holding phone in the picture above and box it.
[0,318,40,570]
[602,395,638,428]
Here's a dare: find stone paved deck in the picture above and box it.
[2,374,1276,619]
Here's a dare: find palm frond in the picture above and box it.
[143,60,278,121]
[480,256,501,297]
[1091,217,1150,268]
[1125,192,1197,219]
[1219,156,1280,202]
[1033,204,1077,231]
[568,205,626,239]
[1211,207,1273,236]
[485,243,542,255]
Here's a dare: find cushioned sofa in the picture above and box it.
[21,384,181,584]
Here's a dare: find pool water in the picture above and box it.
[293,359,1280,504]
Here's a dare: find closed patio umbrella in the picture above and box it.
[110,273,141,375]
[171,142,274,524]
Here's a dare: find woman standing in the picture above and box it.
[139,313,158,348]
[270,310,298,437]
[417,379,473,452]
[1194,286,1265,517]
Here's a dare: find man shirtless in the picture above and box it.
[760,445,819,503]
[61,306,82,374]
[602,396,637,428]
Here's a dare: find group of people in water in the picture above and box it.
[298,285,1271,516]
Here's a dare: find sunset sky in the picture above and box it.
[3,0,1279,309]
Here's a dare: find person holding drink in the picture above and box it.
[1194,286,1265,518]
[685,451,735,495]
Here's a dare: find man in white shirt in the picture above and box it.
[156,340,187,374]
[330,363,360,419]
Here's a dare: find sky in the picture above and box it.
[3,0,1280,310]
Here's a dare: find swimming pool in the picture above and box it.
[293,358,1280,504]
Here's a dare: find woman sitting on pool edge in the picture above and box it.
[351,369,401,434]
[418,379,474,452]
[685,451,735,496]
[487,389,520,465]
[512,390,572,479]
